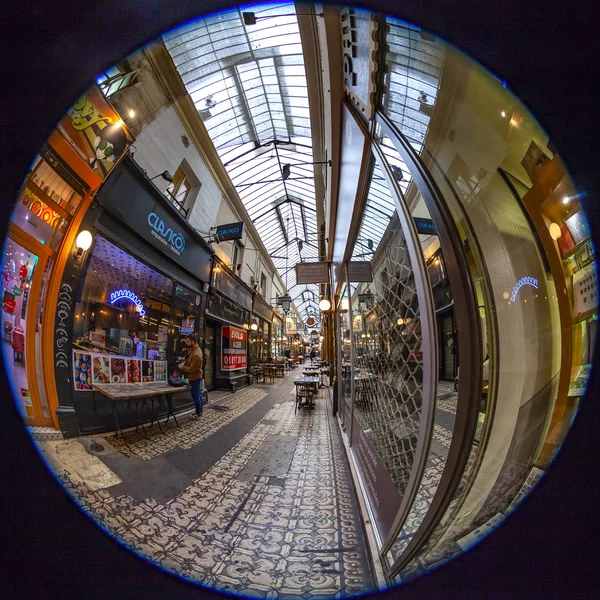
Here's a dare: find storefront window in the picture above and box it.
[1,239,38,418]
[72,235,174,387]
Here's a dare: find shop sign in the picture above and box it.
[215,221,245,242]
[286,319,297,334]
[306,316,315,327]
[109,289,146,316]
[352,314,363,332]
[296,261,330,284]
[207,293,250,326]
[414,217,437,236]
[56,84,134,182]
[252,293,274,323]
[179,317,195,335]
[212,264,253,312]
[222,326,247,371]
[13,285,23,296]
[95,158,213,284]
[147,212,186,256]
[352,418,403,541]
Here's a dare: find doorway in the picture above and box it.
[204,322,217,390]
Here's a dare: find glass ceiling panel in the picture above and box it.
[164,2,318,322]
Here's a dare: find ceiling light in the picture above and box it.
[128,109,135,119]
[319,298,331,311]
[562,196,570,204]
[501,110,506,118]
[397,318,404,325]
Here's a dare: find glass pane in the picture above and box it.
[35,257,54,419]
[1,239,38,418]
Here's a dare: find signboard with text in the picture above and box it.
[295,261,330,284]
[413,217,437,236]
[222,326,247,371]
[215,221,245,241]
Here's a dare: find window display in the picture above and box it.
[72,235,199,391]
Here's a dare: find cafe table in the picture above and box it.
[294,376,319,412]
[92,381,189,439]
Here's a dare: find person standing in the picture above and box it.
[178,334,204,418]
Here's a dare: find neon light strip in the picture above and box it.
[510,277,539,302]
[109,289,146,316]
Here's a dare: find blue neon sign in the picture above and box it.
[510,277,538,302]
[110,289,146,316]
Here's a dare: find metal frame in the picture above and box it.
[376,111,483,575]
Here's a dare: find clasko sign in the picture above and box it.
[110,289,146,316]
[511,276,539,302]
[148,212,186,256]
[222,326,247,371]
[215,221,245,242]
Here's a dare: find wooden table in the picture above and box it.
[294,376,319,412]
[93,382,188,438]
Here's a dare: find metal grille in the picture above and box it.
[351,212,424,497]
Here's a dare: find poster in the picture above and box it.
[154,361,167,382]
[56,85,134,181]
[92,355,111,384]
[573,262,598,317]
[110,357,126,383]
[567,363,592,397]
[126,359,141,383]
[142,360,154,382]
[564,210,591,246]
[222,326,247,371]
[89,330,105,348]
[73,351,93,390]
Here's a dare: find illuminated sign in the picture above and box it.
[215,221,245,241]
[147,212,186,256]
[510,277,538,302]
[110,289,146,316]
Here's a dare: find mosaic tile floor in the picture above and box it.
[107,387,267,460]
[53,379,376,598]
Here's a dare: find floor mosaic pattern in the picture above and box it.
[55,383,376,598]
[107,387,267,460]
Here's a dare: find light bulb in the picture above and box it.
[76,230,93,251]
[319,298,331,311]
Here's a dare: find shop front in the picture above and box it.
[250,294,274,366]
[271,313,283,359]
[53,155,213,437]
[205,259,252,391]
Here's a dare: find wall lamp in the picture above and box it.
[250,319,258,331]
[150,170,174,183]
[74,230,93,259]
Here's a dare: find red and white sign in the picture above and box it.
[222,326,247,371]
[19,264,28,280]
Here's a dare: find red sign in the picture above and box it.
[19,264,28,280]
[222,326,247,371]
[3,295,16,315]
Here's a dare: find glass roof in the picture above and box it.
[163,3,320,325]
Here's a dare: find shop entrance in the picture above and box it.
[204,323,217,390]
[2,233,54,427]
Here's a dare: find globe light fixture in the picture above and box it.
[75,230,93,258]
[319,298,331,311]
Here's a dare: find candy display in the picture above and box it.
[154,360,167,382]
[110,358,126,383]
[73,351,93,390]
[93,356,111,384]
[142,360,154,382]
[126,359,141,383]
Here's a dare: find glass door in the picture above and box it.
[2,235,53,426]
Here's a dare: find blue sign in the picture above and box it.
[215,221,245,242]
[148,212,186,256]
[110,289,146,316]
[414,217,436,235]
[510,277,538,302]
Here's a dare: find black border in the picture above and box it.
[1,1,599,598]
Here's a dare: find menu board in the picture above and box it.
[72,350,169,390]
[73,351,93,390]
[154,361,167,382]
[93,356,111,384]
[127,359,141,383]
[110,357,126,383]
[142,360,154,382]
